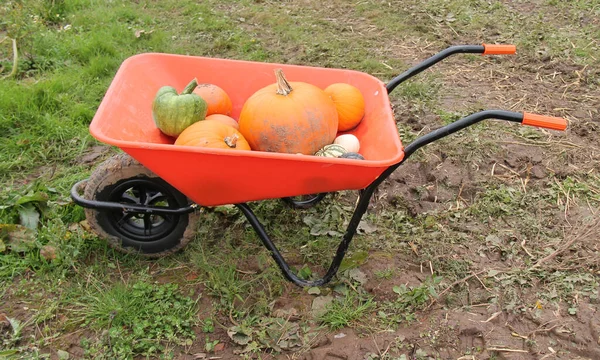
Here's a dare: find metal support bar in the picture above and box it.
[70,180,198,215]
[235,180,379,287]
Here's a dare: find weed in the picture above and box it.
[375,268,395,280]
[317,291,376,330]
[377,275,442,327]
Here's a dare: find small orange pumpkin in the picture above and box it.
[324,83,365,132]
[174,120,250,150]
[193,83,233,116]
[205,114,239,130]
[238,69,338,155]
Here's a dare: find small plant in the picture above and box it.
[202,318,215,333]
[377,276,442,327]
[375,268,394,280]
[205,337,220,352]
[317,291,376,330]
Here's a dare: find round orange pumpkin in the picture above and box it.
[174,119,250,150]
[324,83,365,132]
[205,114,239,130]
[193,83,233,116]
[238,69,338,155]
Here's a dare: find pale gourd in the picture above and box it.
[333,134,360,153]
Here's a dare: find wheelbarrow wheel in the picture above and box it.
[83,153,199,258]
[281,193,328,209]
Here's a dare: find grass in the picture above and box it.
[1,0,599,359]
[316,291,377,331]
[70,279,199,358]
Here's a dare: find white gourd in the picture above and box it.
[333,134,360,153]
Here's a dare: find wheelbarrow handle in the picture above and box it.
[386,43,516,94]
[401,110,567,160]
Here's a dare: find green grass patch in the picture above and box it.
[70,279,199,359]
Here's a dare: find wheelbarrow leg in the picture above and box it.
[235,181,385,287]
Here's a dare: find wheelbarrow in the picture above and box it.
[70,43,568,287]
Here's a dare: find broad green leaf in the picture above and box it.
[15,192,48,206]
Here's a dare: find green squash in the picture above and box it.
[340,152,365,160]
[152,78,208,138]
[315,144,347,158]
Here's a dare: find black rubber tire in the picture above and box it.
[83,153,199,258]
[281,193,328,209]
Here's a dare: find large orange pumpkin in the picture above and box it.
[174,119,250,150]
[205,114,239,130]
[238,69,338,155]
[193,83,233,116]
[324,83,365,132]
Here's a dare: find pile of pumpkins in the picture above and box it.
[151,68,365,160]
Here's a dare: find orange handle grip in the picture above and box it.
[522,112,568,131]
[482,43,517,55]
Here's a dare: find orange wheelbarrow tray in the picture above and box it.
[70,44,568,287]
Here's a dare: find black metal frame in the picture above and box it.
[70,44,528,287]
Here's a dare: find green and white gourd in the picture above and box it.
[315,144,347,158]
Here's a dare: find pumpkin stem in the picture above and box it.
[274,68,293,96]
[181,78,199,95]
[224,133,239,148]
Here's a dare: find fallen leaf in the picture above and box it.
[1,224,37,253]
[273,307,299,320]
[357,220,377,234]
[213,343,225,352]
[40,245,57,261]
[19,203,40,230]
[57,349,70,359]
[227,326,252,346]
[307,286,321,295]
[0,313,9,328]
[79,220,91,231]
[185,272,199,281]
[347,268,368,285]
[311,295,334,317]
[486,234,502,245]
[487,269,500,277]
[333,283,349,296]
